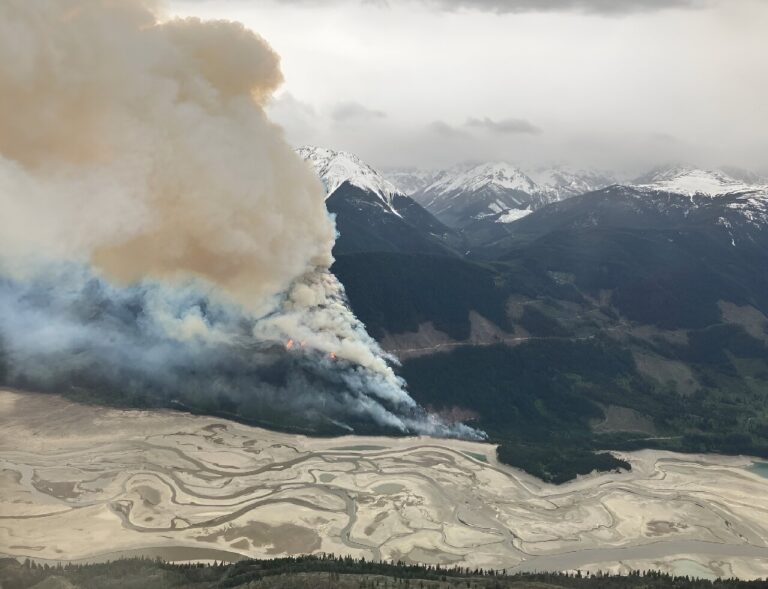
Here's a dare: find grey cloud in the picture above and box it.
[466,116,542,135]
[420,0,707,14]
[331,101,387,123]
[272,0,708,14]
[649,132,679,143]
[427,120,470,137]
[174,0,766,173]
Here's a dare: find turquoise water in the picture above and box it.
[749,462,768,478]
[462,451,488,463]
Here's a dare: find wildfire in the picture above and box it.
[328,352,337,361]
[285,339,294,350]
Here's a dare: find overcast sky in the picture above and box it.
[169,0,768,173]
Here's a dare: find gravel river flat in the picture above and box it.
[2,390,768,579]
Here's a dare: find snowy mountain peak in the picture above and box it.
[633,165,756,197]
[410,162,554,229]
[297,146,402,209]
[425,162,540,197]
[385,162,616,206]
[529,166,616,200]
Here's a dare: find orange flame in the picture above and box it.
[328,352,337,360]
[285,339,294,350]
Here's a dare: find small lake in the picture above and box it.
[462,451,488,463]
[748,462,768,478]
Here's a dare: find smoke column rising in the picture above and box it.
[0,0,481,439]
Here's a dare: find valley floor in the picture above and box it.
[2,390,768,580]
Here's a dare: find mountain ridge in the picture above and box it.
[632,165,765,197]
[297,145,403,215]
[297,146,462,256]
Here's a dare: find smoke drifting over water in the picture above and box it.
[0,0,480,439]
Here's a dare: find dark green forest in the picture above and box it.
[1,555,765,589]
[334,241,768,483]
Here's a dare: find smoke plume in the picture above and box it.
[0,0,480,439]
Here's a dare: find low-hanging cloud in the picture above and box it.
[0,0,481,439]
[331,101,387,123]
[427,120,471,138]
[427,117,541,138]
[466,117,542,135]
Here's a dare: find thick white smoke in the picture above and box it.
[0,0,330,307]
[0,0,481,439]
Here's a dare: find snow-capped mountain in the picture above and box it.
[395,162,617,230]
[297,148,768,255]
[297,146,461,256]
[424,162,541,198]
[530,166,616,200]
[624,166,768,234]
[412,162,551,229]
[297,146,402,215]
[632,165,758,197]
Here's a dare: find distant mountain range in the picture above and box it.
[297,146,461,256]
[383,163,617,201]
[383,162,617,231]
[301,147,767,233]
[412,162,547,228]
[298,145,768,483]
[299,145,768,267]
